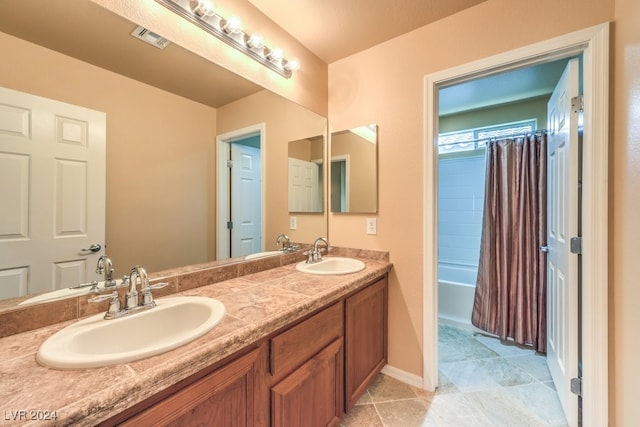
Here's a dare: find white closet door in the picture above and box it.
[0,87,106,299]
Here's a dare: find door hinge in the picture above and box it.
[226,159,233,168]
[226,221,233,230]
[570,236,582,254]
[570,377,583,397]
[571,95,584,113]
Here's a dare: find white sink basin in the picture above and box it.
[245,250,282,260]
[19,279,124,306]
[37,296,225,369]
[296,257,365,275]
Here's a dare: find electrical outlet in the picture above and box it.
[366,218,377,235]
[290,215,297,230]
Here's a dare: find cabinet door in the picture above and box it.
[272,338,343,427]
[345,277,388,410]
[120,345,269,427]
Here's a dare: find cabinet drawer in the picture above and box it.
[270,302,343,381]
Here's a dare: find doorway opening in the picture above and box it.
[216,124,266,259]
[423,24,609,426]
[436,56,575,424]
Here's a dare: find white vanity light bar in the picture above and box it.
[155,0,298,78]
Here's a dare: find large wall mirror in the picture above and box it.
[0,0,327,307]
[330,125,378,213]
[288,135,325,213]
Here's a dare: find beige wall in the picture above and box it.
[611,0,640,424]
[328,0,615,412]
[217,90,327,246]
[92,0,328,116]
[0,32,216,274]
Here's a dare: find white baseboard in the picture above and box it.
[381,364,424,389]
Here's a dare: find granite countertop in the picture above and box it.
[0,256,391,426]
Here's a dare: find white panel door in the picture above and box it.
[288,157,320,212]
[546,58,580,426]
[0,87,106,299]
[230,143,261,257]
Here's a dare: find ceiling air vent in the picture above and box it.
[130,26,171,49]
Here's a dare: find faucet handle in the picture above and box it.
[88,291,118,303]
[148,282,169,290]
[88,291,121,319]
[141,282,169,306]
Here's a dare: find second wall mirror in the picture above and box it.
[330,124,378,213]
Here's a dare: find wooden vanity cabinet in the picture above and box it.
[104,274,388,427]
[344,276,388,410]
[110,343,270,427]
[270,302,344,427]
[271,338,343,427]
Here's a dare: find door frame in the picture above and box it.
[330,154,350,212]
[422,23,609,426]
[216,123,266,259]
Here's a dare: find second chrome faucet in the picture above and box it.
[305,237,330,263]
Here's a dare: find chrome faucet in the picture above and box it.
[88,264,168,320]
[126,265,147,310]
[275,233,300,252]
[306,237,330,263]
[96,255,117,288]
[276,234,291,251]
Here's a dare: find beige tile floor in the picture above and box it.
[341,324,568,426]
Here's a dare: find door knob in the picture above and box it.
[539,245,549,253]
[81,243,102,253]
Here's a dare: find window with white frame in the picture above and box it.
[438,119,537,154]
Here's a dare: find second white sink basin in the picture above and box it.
[296,257,365,275]
[37,296,225,369]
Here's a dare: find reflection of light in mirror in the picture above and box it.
[350,124,377,144]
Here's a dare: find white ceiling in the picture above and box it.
[248,0,488,63]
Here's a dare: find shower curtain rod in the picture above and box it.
[438,129,547,147]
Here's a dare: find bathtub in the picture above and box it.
[438,263,479,329]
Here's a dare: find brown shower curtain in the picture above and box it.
[471,134,547,353]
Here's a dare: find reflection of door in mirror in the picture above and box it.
[331,156,349,213]
[0,87,105,300]
[216,125,265,259]
[288,136,324,213]
[330,125,378,214]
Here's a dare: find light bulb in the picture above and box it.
[222,16,242,34]
[247,34,264,50]
[267,48,283,62]
[190,0,215,17]
[284,59,300,72]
